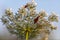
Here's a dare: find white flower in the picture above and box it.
[30,10,37,16]
[6,8,12,11]
[50,24,57,30]
[1,16,9,24]
[32,1,37,7]
[48,12,58,22]
[5,8,13,15]
[26,1,37,10]
[18,7,27,16]
[39,10,48,17]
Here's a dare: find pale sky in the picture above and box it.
[0,0,60,40]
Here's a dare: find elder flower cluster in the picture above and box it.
[1,0,58,40]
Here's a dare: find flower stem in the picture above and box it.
[26,31,28,40]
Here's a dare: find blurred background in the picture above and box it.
[0,0,60,40]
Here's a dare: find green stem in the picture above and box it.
[26,31,28,40]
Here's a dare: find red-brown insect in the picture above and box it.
[24,5,28,8]
[34,16,40,24]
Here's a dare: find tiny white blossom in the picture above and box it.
[48,12,58,22]
[32,1,37,7]
[39,10,48,17]
[18,7,27,16]
[5,8,13,15]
